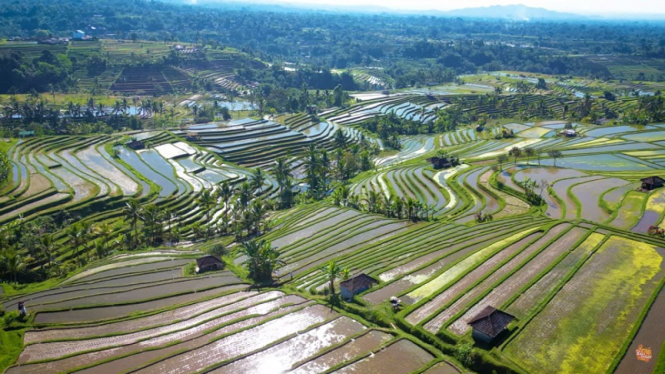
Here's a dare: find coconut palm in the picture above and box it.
[273,157,292,191]
[497,154,509,171]
[216,182,233,233]
[197,189,216,239]
[39,234,58,266]
[237,182,252,209]
[67,223,85,258]
[524,147,535,165]
[240,239,284,284]
[548,149,563,167]
[123,199,143,248]
[2,248,26,283]
[509,147,522,165]
[250,168,265,192]
[321,261,342,296]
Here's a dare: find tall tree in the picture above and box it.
[197,189,216,239]
[509,147,522,165]
[321,261,342,296]
[547,150,563,167]
[123,199,143,248]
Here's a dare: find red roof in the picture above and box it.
[468,306,515,338]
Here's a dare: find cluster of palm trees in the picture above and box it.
[497,146,558,171]
[332,186,436,222]
[239,239,283,284]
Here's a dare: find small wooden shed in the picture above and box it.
[426,156,452,170]
[641,176,664,191]
[196,255,224,273]
[127,140,145,150]
[468,306,515,344]
[339,274,378,300]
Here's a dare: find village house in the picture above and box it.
[339,273,378,300]
[641,176,664,191]
[72,30,86,40]
[195,255,224,273]
[426,156,458,170]
[468,306,515,345]
[126,140,145,150]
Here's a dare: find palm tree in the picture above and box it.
[547,150,563,167]
[197,189,216,239]
[250,168,265,192]
[216,182,233,233]
[237,182,252,209]
[2,248,26,283]
[67,223,85,259]
[240,239,284,284]
[273,157,292,192]
[39,234,58,266]
[509,147,522,165]
[249,198,268,235]
[321,261,342,296]
[123,199,143,248]
[524,147,535,165]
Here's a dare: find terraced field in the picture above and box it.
[5,93,665,374]
[3,251,451,374]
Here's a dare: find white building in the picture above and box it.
[72,30,85,40]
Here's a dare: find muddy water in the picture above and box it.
[421,362,461,374]
[134,304,336,374]
[333,339,433,374]
[27,274,241,314]
[408,232,543,326]
[35,284,245,324]
[11,300,310,374]
[282,222,408,275]
[210,317,366,373]
[364,223,538,305]
[288,330,393,374]
[614,286,665,374]
[424,226,571,333]
[2,266,186,312]
[552,176,604,219]
[272,210,358,247]
[20,292,288,363]
[505,233,601,319]
[447,227,587,335]
[66,258,180,283]
[571,177,629,222]
[25,290,264,344]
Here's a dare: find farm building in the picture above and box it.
[468,306,515,344]
[126,140,145,150]
[195,255,224,273]
[18,131,35,138]
[426,156,457,170]
[340,273,378,300]
[72,30,86,40]
[640,176,664,191]
[560,129,577,137]
[185,132,201,141]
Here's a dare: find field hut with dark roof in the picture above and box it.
[340,273,378,300]
[127,140,145,150]
[641,176,664,191]
[195,255,224,273]
[468,306,515,344]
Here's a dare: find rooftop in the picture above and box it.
[196,255,223,268]
[468,305,515,338]
[340,273,378,293]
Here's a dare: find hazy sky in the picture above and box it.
[261,0,665,15]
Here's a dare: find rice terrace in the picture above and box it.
[1,1,665,373]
